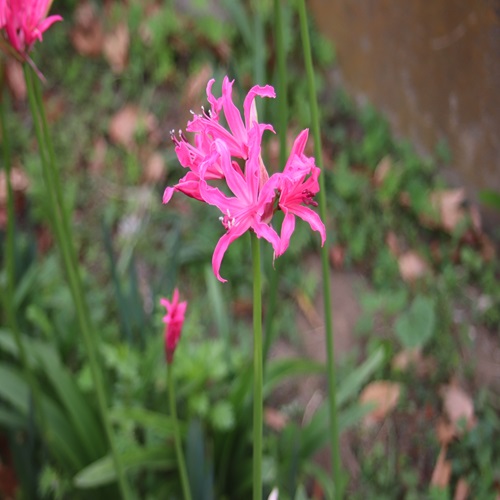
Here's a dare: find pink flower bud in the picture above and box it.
[160,289,187,364]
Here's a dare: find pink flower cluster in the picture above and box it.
[163,77,326,282]
[160,289,187,364]
[0,0,62,58]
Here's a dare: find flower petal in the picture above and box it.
[243,84,276,130]
[278,210,296,255]
[212,223,249,282]
[221,77,247,149]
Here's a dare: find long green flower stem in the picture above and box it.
[167,363,192,500]
[251,233,263,500]
[297,2,343,498]
[0,89,50,443]
[23,65,132,500]
[263,0,288,363]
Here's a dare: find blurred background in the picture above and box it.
[1,0,499,498]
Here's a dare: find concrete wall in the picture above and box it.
[310,0,500,199]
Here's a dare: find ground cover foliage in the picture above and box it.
[1,0,499,498]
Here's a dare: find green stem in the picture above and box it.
[0,87,49,443]
[252,0,266,117]
[167,363,192,500]
[263,0,288,363]
[23,65,133,500]
[297,2,343,498]
[251,233,263,500]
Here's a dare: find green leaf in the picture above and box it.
[210,400,235,432]
[337,347,385,406]
[35,344,107,461]
[185,420,214,500]
[0,364,86,471]
[395,296,436,349]
[0,406,24,428]
[428,486,450,500]
[264,358,325,398]
[74,446,176,489]
[479,189,500,210]
[0,332,106,461]
[110,407,177,438]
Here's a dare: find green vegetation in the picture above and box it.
[0,0,498,498]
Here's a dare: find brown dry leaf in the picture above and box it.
[89,137,108,174]
[0,167,30,204]
[295,290,322,328]
[428,189,466,233]
[182,64,213,110]
[386,231,400,257]
[71,1,104,56]
[436,418,456,446]
[232,298,253,317]
[108,105,157,151]
[398,251,429,282]
[431,446,451,488]
[441,384,476,432]
[329,245,345,269]
[143,151,166,183]
[103,22,129,74]
[5,59,26,101]
[454,477,469,500]
[479,233,496,262]
[44,94,67,124]
[359,381,401,426]
[264,407,289,431]
[373,155,392,186]
[392,348,422,372]
[0,165,29,227]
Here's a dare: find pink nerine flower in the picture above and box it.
[163,76,275,205]
[199,127,280,282]
[160,289,187,364]
[270,129,326,255]
[0,0,62,57]
[163,76,327,282]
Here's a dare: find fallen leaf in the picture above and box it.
[454,477,469,500]
[103,22,129,74]
[431,446,451,488]
[108,105,157,151]
[143,151,165,183]
[182,63,213,110]
[44,93,67,123]
[479,233,496,261]
[427,189,466,233]
[392,348,422,372]
[5,59,26,101]
[71,1,104,57]
[89,137,108,174]
[436,418,456,446]
[295,290,322,328]
[264,408,289,431]
[441,384,476,432]
[0,166,30,204]
[373,155,392,186]
[329,245,345,269]
[359,381,401,426]
[385,231,400,257]
[398,251,429,282]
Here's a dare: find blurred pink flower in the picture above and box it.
[160,289,187,364]
[0,0,62,57]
